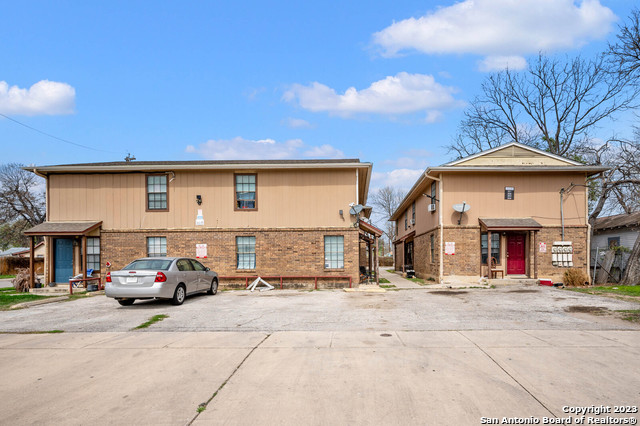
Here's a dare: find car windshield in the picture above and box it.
[122,259,173,271]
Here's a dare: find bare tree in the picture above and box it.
[581,138,640,285]
[608,8,640,84]
[370,186,405,249]
[0,163,45,248]
[448,53,638,158]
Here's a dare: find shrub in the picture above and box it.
[563,268,588,287]
[12,268,35,293]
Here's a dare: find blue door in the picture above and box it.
[54,239,74,283]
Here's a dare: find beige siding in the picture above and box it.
[49,169,357,230]
[440,172,587,226]
[456,145,572,166]
[395,178,439,240]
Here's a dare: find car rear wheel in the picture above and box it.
[117,299,135,306]
[208,278,218,295]
[172,284,186,305]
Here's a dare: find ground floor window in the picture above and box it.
[324,235,344,269]
[237,236,256,269]
[147,237,167,257]
[430,234,435,263]
[87,237,100,271]
[481,233,500,264]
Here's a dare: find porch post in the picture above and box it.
[533,231,538,279]
[29,236,35,289]
[368,240,373,276]
[375,236,379,285]
[82,235,87,280]
[487,230,492,278]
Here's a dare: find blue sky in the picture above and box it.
[1,0,637,191]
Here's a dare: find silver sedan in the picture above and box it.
[105,257,218,306]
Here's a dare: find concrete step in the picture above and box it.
[30,287,86,295]
[488,278,539,286]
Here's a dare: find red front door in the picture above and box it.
[507,234,526,275]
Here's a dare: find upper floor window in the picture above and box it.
[430,181,437,212]
[404,213,407,230]
[235,174,257,210]
[147,174,168,211]
[412,202,415,223]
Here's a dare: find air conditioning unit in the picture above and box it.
[410,219,415,225]
[427,204,436,212]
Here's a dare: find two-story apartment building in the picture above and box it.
[24,159,375,289]
[391,143,606,283]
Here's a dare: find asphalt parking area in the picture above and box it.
[0,286,638,332]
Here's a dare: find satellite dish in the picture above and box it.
[453,202,470,225]
[452,202,471,213]
[349,204,364,215]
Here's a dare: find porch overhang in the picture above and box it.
[359,220,383,238]
[24,221,102,236]
[479,218,542,231]
[393,230,415,244]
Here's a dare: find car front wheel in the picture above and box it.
[117,299,135,306]
[172,284,186,305]
[208,278,218,295]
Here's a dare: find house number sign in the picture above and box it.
[504,186,515,200]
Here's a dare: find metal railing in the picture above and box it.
[68,277,102,295]
[218,275,353,290]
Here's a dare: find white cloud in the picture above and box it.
[373,0,616,68]
[185,137,345,160]
[303,144,344,159]
[383,149,434,169]
[283,72,462,118]
[371,168,424,191]
[282,117,313,128]
[477,55,528,72]
[0,80,75,115]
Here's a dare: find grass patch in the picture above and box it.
[0,292,54,310]
[386,269,396,273]
[379,278,391,284]
[0,287,16,293]
[380,284,396,289]
[134,314,169,330]
[0,275,16,279]
[408,277,425,285]
[616,309,640,322]
[566,286,640,299]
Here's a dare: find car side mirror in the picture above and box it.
[205,267,210,271]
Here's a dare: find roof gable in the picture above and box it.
[447,143,580,167]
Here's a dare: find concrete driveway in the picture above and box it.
[1,287,639,425]
[1,330,638,425]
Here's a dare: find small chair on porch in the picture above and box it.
[490,257,503,279]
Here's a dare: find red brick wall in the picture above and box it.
[101,228,359,289]
[536,226,589,283]
[413,229,439,281]
[438,225,589,282]
[442,226,482,276]
[394,242,404,271]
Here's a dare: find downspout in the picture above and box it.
[585,180,591,284]
[438,173,444,282]
[560,188,565,241]
[355,169,359,205]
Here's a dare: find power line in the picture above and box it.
[0,112,119,154]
